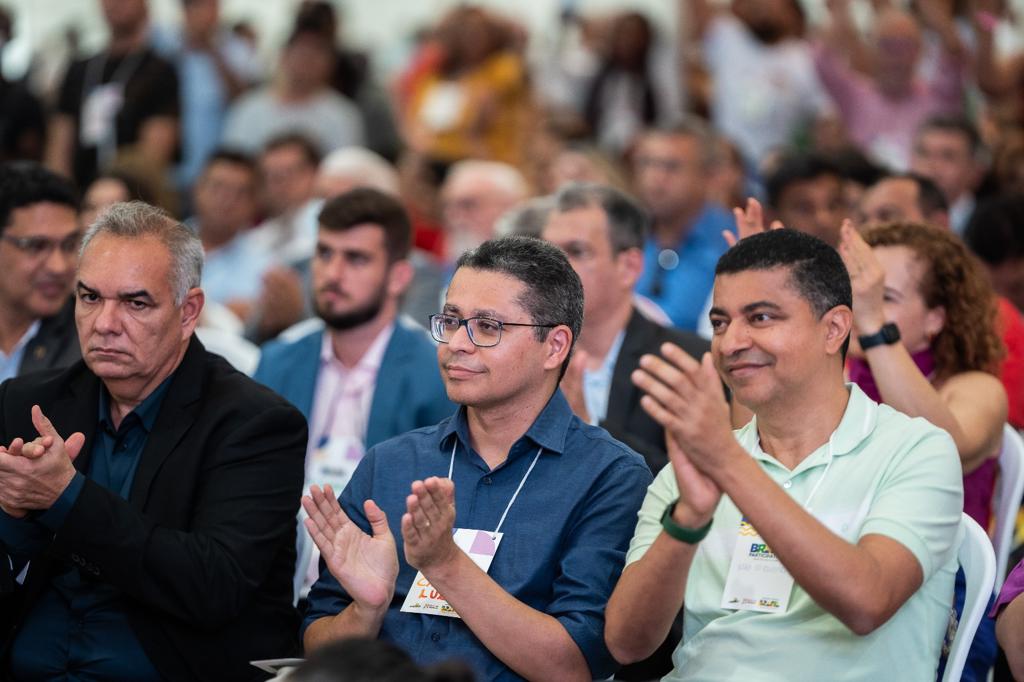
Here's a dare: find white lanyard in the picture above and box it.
[447,439,543,536]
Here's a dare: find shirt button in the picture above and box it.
[483,477,492,485]
[783,481,792,489]
[430,633,441,643]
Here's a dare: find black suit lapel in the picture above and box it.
[128,339,206,510]
[51,367,102,475]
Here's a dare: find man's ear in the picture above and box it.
[617,247,644,290]
[387,259,414,298]
[181,287,205,339]
[823,305,853,356]
[543,325,573,372]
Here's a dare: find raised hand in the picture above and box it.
[632,344,737,478]
[402,477,458,572]
[726,198,785,248]
[838,220,887,336]
[302,485,398,611]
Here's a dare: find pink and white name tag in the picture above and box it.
[400,528,503,619]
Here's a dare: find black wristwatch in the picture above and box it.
[858,322,901,350]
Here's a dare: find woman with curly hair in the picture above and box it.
[841,220,1007,527]
[840,220,1007,681]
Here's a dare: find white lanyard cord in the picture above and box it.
[803,433,835,513]
[447,439,544,535]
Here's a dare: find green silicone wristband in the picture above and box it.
[661,500,713,544]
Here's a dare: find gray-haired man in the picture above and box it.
[0,202,307,680]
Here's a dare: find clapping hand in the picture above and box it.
[302,485,399,611]
[0,405,85,518]
[402,477,459,573]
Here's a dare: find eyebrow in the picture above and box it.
[441,304,505,319]
[709,301,783,317]
[77,281,156,303]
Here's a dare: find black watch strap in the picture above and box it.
[858,322,900,350]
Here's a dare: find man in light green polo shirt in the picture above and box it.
[605,229,963,680]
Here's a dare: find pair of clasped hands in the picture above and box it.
[0,406,84,519]
[630,200,886,530]
[302,477,458,610]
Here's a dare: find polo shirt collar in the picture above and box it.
[440,388,572,458]
[741,383,878,472]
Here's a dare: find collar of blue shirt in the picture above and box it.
[439,389,574,463]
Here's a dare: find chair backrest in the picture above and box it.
[942,514,997,682]
[993,426,1024,589]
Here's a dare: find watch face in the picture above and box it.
[881,323,900,343]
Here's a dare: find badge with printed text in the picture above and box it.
[721,517,795,614]
[309,436,365,496]
[400,528,503,619]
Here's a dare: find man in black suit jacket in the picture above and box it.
[543,182,713,475]
[0,202,306,680]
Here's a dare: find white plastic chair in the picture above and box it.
[993,426,1024,589]
[942,514,997,682]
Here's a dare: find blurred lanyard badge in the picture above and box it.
[721,434,837,614]
[400,441,543,619]
[80,51,145,166]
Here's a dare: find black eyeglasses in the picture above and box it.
[1,232,82,257]
[429,313,556,348]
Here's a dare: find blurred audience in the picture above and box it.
[46,0,178,190]
[815,1,966,170]
[222,25,363,156]
[910,115,987,235]
[439,159,529,265]
[631,122,733,331]
[400,6,529,169]
[152,0,262,194]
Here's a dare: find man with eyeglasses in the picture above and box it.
[301,236,652,680]
[254,187,452,601]
[0,163,82,383]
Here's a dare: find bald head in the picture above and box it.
[441,161,530,259]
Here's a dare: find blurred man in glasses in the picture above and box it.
[0,163,82,381]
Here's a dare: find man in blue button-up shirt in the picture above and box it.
[302,236,652,681]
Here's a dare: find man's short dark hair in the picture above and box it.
[262,132,322,168]
[318,187,412,262]
[891,171,949,215]
[641,117,716,169]
[964,194,1024,266]
[716,229,852,353]
[553,182,649,252]
[202,148,258,177]
[764,152,841,209]
[830,147,886,188]
[455,236,584,377]
[916,114,984,158]
[0,162,78,233]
